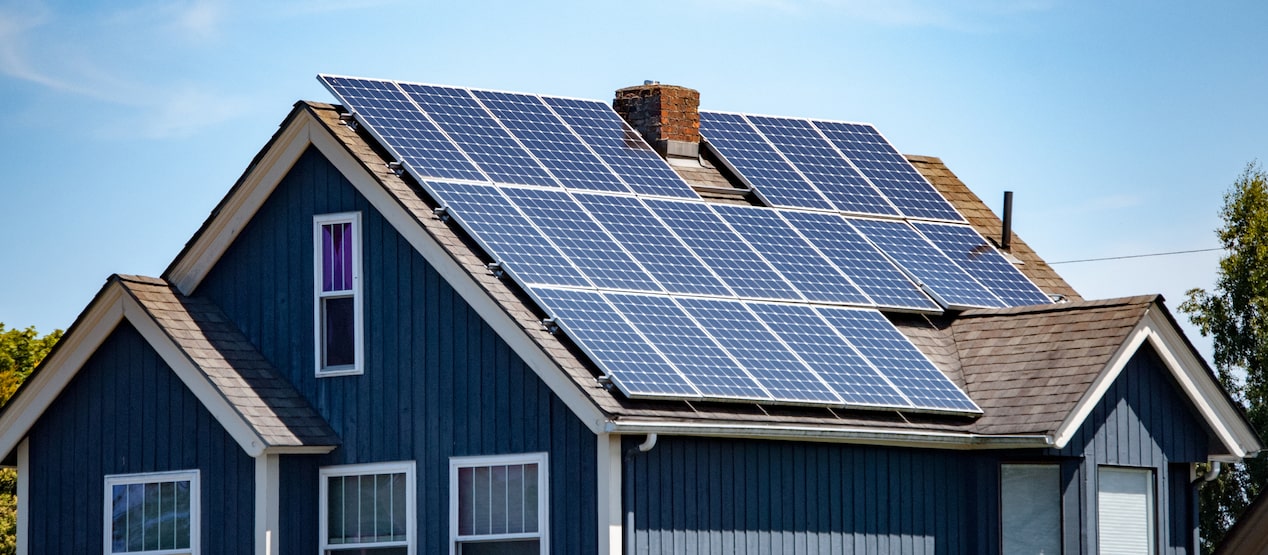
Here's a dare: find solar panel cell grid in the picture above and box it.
[712,204,872,305]
[605,293,771,400]
[814,306,981,412]
[472,90,632,193]
[744,302,911,408]
[543,97,695,198]
[698,111,833,210]
[848,218,1004,309]
[912,222,1052,307]
[499,186,662,292]
[779,211,939,311]
[677,297,843,404]
[645,199,802,301]
[531,288,699,397]
[813,120,963,222]
[422,181,590,288]
[399,84,558,187]
[745,115,897,216]
[320,76,487,182]
[573,193,732,297]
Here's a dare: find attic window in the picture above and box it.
[314,213,363,376]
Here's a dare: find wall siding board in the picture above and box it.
[26,322,254,554]
[195,146,595,554]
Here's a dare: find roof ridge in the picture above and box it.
[956,294,1159,318]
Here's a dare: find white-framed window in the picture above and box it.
[1097,466,1156,555]
[449,453,548,555]
[314,212,363,376]
[319,461,416,555]
[1000,463,1061,555]
[103,470,200,555]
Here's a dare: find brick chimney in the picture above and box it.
[613,82,701,158]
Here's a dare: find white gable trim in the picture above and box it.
[164,107,606,433]
[1052,307,1260,460]
[15,438,27,555]
[0,281,335,462]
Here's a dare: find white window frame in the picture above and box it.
[319,461,417,555]
[449,452,549,555]
[1097,465,1157,555]
[999,463,1062,555]
[313,212,364,377]
[102,469,201,555]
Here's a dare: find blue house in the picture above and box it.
[0,76,1258,555]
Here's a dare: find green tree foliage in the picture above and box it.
[0,323,61,555]
[1181,162,1268,553]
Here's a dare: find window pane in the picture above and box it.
[522,464,538,533]
[324,296,355,367]
[327,548,407,555]
[459,467,474,536]
[1001,464,1060,555]
[327,472,409,546]
[109,478,192,554]
[459,539,540,555]
[1098,467,1154,555]
[507,465,524,535]
[490,465,508,535]
[341,476,359,544]
[322,222,354,293]
[473,466,492,536]
[391,473,407,541]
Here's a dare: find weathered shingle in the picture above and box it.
[116,275,340,449]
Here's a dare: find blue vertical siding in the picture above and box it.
[1053,344,1208,554]
[198,146,596,554]
[27,321,254,554]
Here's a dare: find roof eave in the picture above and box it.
[604,419,1054,450]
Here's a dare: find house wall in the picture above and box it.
[624,344,1211,555]
[197,146,597,554]
[26,321,255,553]
[1053,343,1209,555]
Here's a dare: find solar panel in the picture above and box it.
[779,211,939,311]
[813,120,963,222]
[911,222,1052,307]
[676,297,842,404]
[644,199,801,301]
[530,287,699,397]
[423,181,590,288]
[472,90,632,193]
[744,302,910,408]
[605,293,770,400]
[319,76,487,182]
[542,97,695,198]
[848,218,1004,309]
[698,111,833,210]
[498,187,662,292]
[712,204,871,305]
[746,115,897,217]
[572,193,732,297]
[814,306,980,413]
[398,84,558,187]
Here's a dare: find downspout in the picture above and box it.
[1200,461,1222,482]
[636,433,658,453]
[624,434,657,555]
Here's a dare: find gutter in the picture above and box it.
[603,420,1054,450]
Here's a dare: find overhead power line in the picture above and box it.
[1049,247,1223,265]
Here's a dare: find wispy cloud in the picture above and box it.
[697,0,1055,30]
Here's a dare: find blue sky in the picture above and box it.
[2,0,1266,363]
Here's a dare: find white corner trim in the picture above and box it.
[170,114,317,295]
[120,293,269,457]
[306,123,607,433]
[254,455,280,555]
[15,438,27,555]
[596,434,622,555]
[1051,309,1260,459]
[0,285,124,461]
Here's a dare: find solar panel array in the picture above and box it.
[320,75,1053,414]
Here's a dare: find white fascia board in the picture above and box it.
[120,293,270,457]
[0,284,124,461]
[596,434,622,555]
[1051,308,1261,459]
[15,438,27,555]
[254,454,280,555]
[169,113,315,296]
[604,420,1053,450]
[306,120,608,434]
